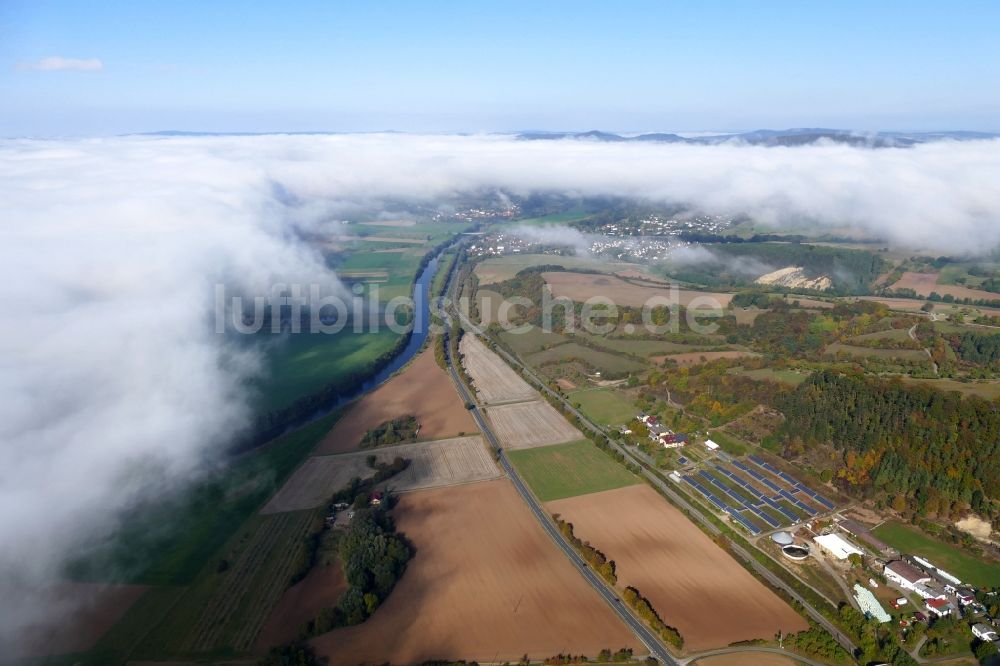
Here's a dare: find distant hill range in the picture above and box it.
[515,128,999,147]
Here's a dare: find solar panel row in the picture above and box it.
[682,475,760,535]
[748,455,834,512]
[712,465,781,528]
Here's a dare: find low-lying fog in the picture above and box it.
[1,133,999,644]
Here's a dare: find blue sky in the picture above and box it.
[2,0,999,136]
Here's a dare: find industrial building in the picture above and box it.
[813,533,864,560]
[884,560,932,593]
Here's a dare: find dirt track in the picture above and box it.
[544,271,733,309]
[317,347,476,455]
[459,334,537,404]
[547,484,808,651]
[310,479,638,663]
[262,436,499,514]
[694,653,801,666]
[486,400,583,449]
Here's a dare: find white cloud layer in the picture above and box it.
[1,133,999,646]
[15,56,104,71]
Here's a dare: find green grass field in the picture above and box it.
[568,388,636,426]
[572,331,718,357]
[72,411,340,586]
[473,253,646,284]
[507,440,640,502]
[526,342,644,376]
[707,430,749,456]
[872,521,1000,587]
[499,327,569,354]
[849,327,915,343]
[734,367,811,386]
[254,328,402,412]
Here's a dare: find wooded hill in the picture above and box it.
[777,371,1000,518]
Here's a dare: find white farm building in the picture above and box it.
[813,533,864,560]
[883,560,940,599]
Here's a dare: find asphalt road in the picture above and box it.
[435,260,677,663]
[440,328,677,664]
[472,329,859,657]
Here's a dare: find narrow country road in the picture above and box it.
[449,307,859,657]
[909,322,938,375]
[437,257,678,665]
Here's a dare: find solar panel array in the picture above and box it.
[749,455,834,512]
[711,465,781,528]
[681,475,761,535]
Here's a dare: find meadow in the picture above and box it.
[872,521,1000,587]
[507,440,640,502]
[526,342,644,376]
[254,328,403,412]
[732,367,811,386]
[73,411,340,587]
[568,387,637,426]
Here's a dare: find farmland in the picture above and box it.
[73,411,342,587]
[507,440,640,501]
[310,480,639,663]
[498,326,568,354]
[892,271,1000,302]
[572,332,719,357]
[568,387,637,425]
[122,508,319,660]
[823,342,929,362]
[526,342,645,375]
[474,253,646,285]
[262,436,499,513]
[316,346,475,455]
[871,521,1000,587]
[254,327,402,412]
[16,583,149,658]
[655,350,758,366]
[255,561,347,650]
[546,484,808,651]
[543,271,734,308]
[459,333,537,404]
[174,510,316,654]
[900,377,1000,399]
[486,400,584,449]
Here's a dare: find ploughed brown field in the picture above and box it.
[255,562,347,651]
[311,479,638,663]
[543,271,734,309]
[653,350,759,366]
[16,582,148,658]
[459,333,537,404]
[547,485,808,651]
[317,347,476,455]
[893,271,999,301]
[486,399,583,449]
[262,436,499,514]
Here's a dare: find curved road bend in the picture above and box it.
[680,646,828,666]
[448,311,858,657]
